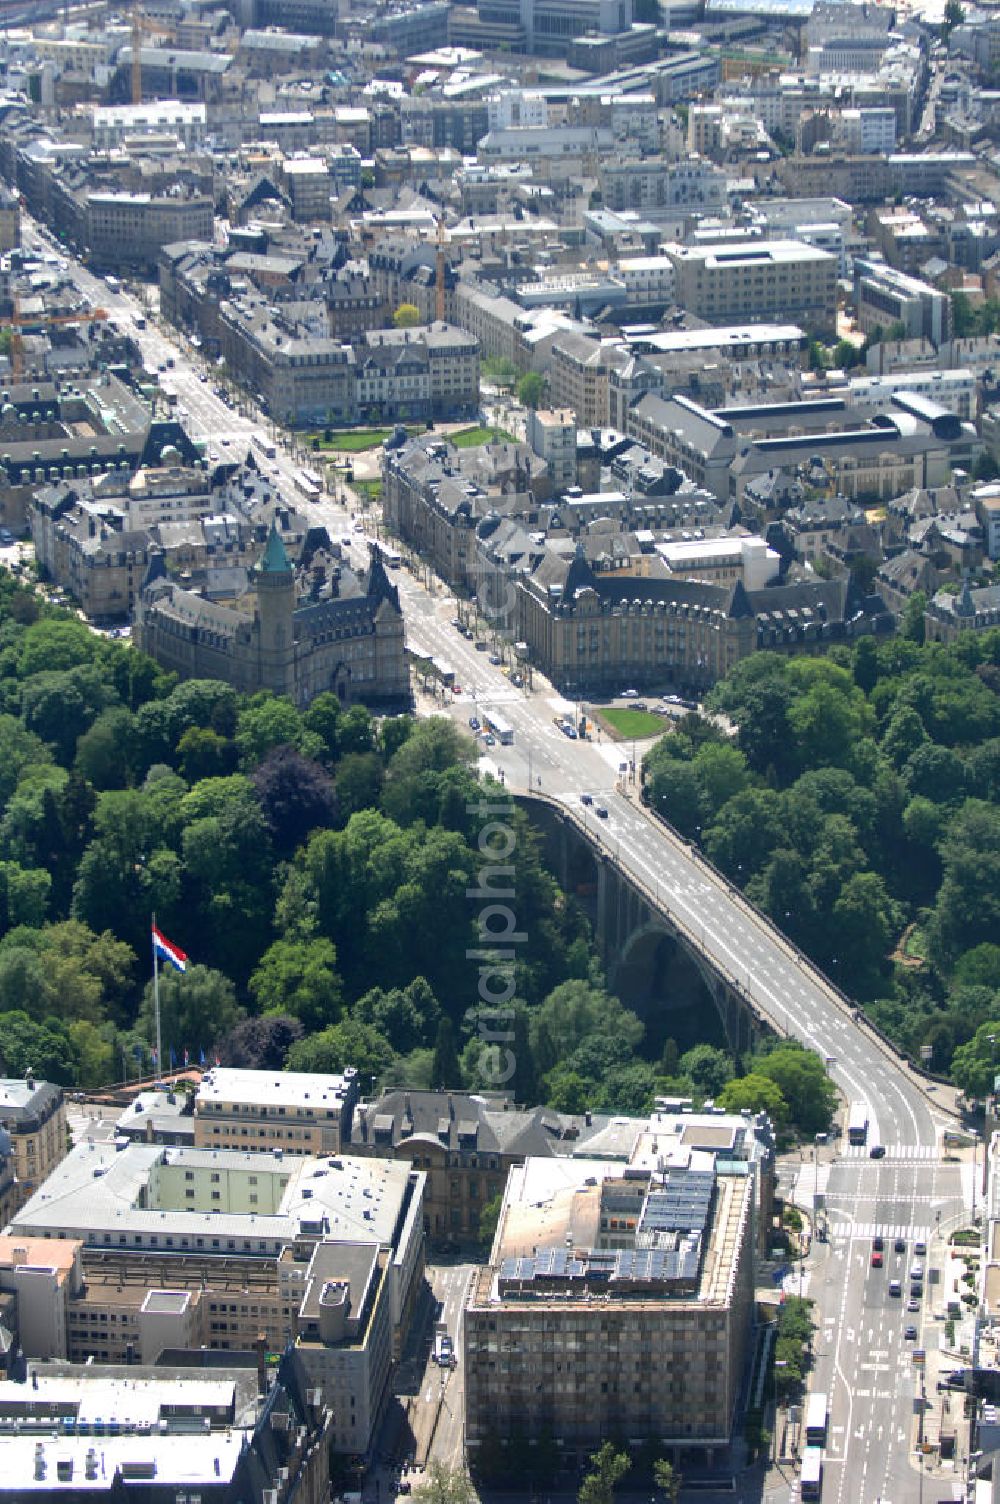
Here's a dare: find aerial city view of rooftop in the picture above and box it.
[4,0,1000,1499]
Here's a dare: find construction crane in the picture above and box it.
[10,297,109,382]
[435,215,448,324]
[131,5,174,106]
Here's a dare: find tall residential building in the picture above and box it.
[464,1156,755,1466]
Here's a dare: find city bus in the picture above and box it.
[800,1446,824,1500]
[294,469,322,502]
[430,657,455,689]
[804,1391,829,1447]
[847,1103,869,1145]
[482,708,514,745]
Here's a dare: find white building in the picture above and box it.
[840,106,897,155]
[487,89,548,131]
[91,100,207,150]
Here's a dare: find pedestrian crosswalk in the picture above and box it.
[842,1143,939,1161]
[827,1221,932,1243]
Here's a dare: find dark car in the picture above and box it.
[895,1238,906,1253]
[873,1236,884,1251]
[581,793,593,806]
[905,1324,918,1341]
[870,1144,886,1158]
[595,806,609,819]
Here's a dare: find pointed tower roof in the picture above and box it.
[727,579,755,620]
[141,548,169,592]
[955,576,976,617]
[563,543,598,600]
[367,543,400,611]
[258,520,292,576]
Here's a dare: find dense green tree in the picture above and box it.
[285,1017,396,1080]
[138,963,242,1057]
[431,1017,462,1088]
[928,801,1000,967]
[251,744,337,854]
[578,1443,630,1504]
[951,1020,1000,1100]
[74,707,136,789]
[653,1459,682,1504]
[751,1044,837,1133]
[249,937,343,1031]
[176,726,236,783]
[0,1009,77,1082]
[413,1461,476,1504]
[717,1072,789,1125]
[679,1043,734,1098]
[354,976,440,1054]
[302,691,342,765]
[955,944,1000,991]
[217,1014,305,1070]
[0,716,51,807]
[516,371,546,410]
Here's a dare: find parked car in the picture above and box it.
[468,717,480,730]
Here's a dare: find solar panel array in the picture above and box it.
[638,1171,715,1241]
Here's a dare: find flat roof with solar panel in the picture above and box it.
[494,1168,716,1299]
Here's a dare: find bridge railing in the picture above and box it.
[511,784,955,1099]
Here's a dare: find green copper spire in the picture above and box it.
[259,520,292,575]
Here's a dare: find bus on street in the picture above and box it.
[800,1447,823,1500]
[804,1392,828,1447]
[482,708,514,745]
[847,1103,869,1145]
[294,469,322,502]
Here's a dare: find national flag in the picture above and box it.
[169,1047,177,1070]
[199,1048,206,1067]
[151,1047,158,1066]
[152,926,187,973]
[133,1044,144,1063]
[183,1047,190,1067]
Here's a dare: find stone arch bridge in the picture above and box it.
[516,793,782,1061]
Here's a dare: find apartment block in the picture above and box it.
[86,192,214,275]
[667,240,838,335]
[526,408,578,491]
[853,258,953,346]
[464,1157,755,1465]
[193,1066,360,1156]
[0,1074,67,1220]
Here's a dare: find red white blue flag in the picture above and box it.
[152,926,188,973]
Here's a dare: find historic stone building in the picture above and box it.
[134,526,409,708]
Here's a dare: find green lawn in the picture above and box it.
[450,425,514,448]
[308,426,421,453]
[597,708,665,739]
[354,479,382,504]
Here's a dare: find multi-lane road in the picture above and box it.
[25,214,971,1500]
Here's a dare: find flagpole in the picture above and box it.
[152,912,162,1082]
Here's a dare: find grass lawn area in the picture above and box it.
[450,425,515,448]
[596,708,665,740]
[308,426,422,453]
[354,479,382,504]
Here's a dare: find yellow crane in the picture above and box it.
[131,6,174,106]
[10,297,109,382]
[435,216,448,324]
